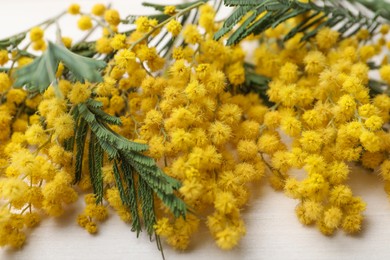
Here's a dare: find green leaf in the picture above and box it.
[88,133,104,203]
[120,159,142,235]
[142,0,207,11]
[224,0,260,6]
[70,41,97,58]
[142,2,169,12]
[85,99,104,109]
[88,107,122,126]
[241,63,272,106]
[73,100,187,235]
[13,43,59,92]
[368,79,387,97]
[0,33,26,49]
[138,177,156,237]
[13,41,106,93]
[78,103,148,154]
[214,5,253,40]
[352,0,390,20]
[74,117,89,183]
[226,11,258,46]
[112,160,129,205]
[220,0,383,45]
[53,42,106,83]
[146,14,171,23]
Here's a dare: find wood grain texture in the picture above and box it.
[1,1,390,259]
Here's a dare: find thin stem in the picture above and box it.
[34,134,53,155]
[82,13,113,35]
[128,1,204,51]
[20,204,32,215]
[76,3,112,44]
[140,62,153,77]
[0,10,67,42]
[76,24,100,45]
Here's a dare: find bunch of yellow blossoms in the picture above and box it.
[254,25,390,235]
[92,4,265,250]
[1,0,390,254]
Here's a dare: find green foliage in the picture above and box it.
[13,41,106,93]
[70,41,97,58]
[216,0,384,45]
[351,0,390,21]
[74,118,88,183]
[72,100,186,238]
[368,79,389,97]
[241,63,272,106]
[213,5,252,40]
[119,159,142,235]
[142,0,208,11]
[88,133,104,203]
[0,33,25,49]
[224,0,266,6]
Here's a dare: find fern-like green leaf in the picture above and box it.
[73,100,187,238]
[214,5,252,40]
[138,177,155,238]
[88,133,104,203]
[219,0,384,45]
[242,63,272,106]
[112,161,129,205]
[121,160,142,235]
[74,117,88,183]
[351,0,390,21]
[78,103,148,154]
[142,0,207,11]
[224,0,260,6]
[88,106,122,126]
[226,11,258,45]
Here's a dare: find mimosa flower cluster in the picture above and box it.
[254,25,390,235]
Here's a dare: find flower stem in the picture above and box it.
[129,1,205,50]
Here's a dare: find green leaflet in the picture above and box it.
[0,33,25,50]
[113,161,128,207]
[351,0,390,21]
[70,41,97,58]
[224,0,259,6]
[88,133,104,203]
[86,99,122,126]
[244,65,272,107]
[138,177,155,237]
[78,103,148,156]
[142,0,208,12]
[74,118,88,183]
[368,79,389,97]
[217,0,383,45]
[213,5,252,40]
[73,101,187,238]
[120,160,142,235]
[13,41,106,93]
